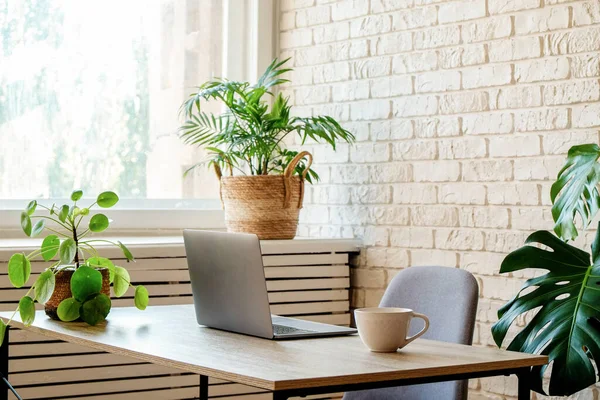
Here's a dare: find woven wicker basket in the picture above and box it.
[45,267,111,320]
[215,151,313,240]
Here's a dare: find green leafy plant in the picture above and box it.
[179,58,354,181]
[492,144,600,396]
[0,190,149,344]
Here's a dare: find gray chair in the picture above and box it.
[344,266,479,400]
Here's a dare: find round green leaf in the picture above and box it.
[97,191,119,208]
[118,241,135,262]
[80,293,111,326]
[71,190,83,201]
[8,253,31,288]
[89,214,109,232]
[57,298,81,322]
[0,320,7,347]
[59,238,77,265]
[80,208,90,216]
[30,219,45,237]
[35,270,56,304]
[134,285,149,310]
[70,266,102,302]
[26,200,37,216]
[72,206,81,217]
[87,257,115,283]
[113,266,130,298]
[41,235,60,261]
[18,296,35,326]
[58,204,70,223]
[20,212,32,236]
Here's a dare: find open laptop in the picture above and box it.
[183,230,357,339]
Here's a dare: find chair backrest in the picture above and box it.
[344,266,479,400]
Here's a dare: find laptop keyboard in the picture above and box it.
[273,324,317,335]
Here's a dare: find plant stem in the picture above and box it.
[80,243,100,258]
[31,215,71,231]
[72,224,79,268]
[26,245,59,260]
[44,226,71,238]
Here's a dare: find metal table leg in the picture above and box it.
[199,374,209,400]
[516,368,531,400]
[0,328,7,400]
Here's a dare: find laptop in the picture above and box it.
[183,230,357,339]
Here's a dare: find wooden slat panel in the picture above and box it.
[2,241,354,400]
[262,254,348,267]
[264,265,348,278]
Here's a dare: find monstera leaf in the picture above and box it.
[492,228,600,396]
[551,144,600,241]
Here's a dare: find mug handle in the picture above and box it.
[404,312,430,345]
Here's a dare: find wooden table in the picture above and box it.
[0,305,547,400]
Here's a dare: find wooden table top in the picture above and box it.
[0,305,547,391]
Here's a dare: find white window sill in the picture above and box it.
[0,209,226,238]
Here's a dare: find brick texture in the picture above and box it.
[279,1,600,398]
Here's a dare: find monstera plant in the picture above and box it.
[492,144,600,396]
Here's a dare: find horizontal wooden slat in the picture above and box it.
[262,254,348,267]
[211,383,267,396]
[267,278,350,291]
[264,265,348,279]
[270,301,349,316]
[10,375,200,399]
[295,313,351,326]
[10,364,183,386]
[268,290,348,303]
[59,386,203,400]
[10,341,102,357]
[10,353,145,373]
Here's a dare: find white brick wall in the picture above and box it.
[279,0,600,398]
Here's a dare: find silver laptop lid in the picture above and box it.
[183,230,274,339]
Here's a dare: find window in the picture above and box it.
[0,0,234,210]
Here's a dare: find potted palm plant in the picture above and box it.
[0,190,149,345]
[179,58,354,239]
[493,144,600,396]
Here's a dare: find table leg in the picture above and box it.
[272,391,289,400]
[516,368,531,400]
[0,328,8,400]
[199,374,209,400]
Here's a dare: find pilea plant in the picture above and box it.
[0,190,149,344]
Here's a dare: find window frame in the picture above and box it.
[0,0,276,235]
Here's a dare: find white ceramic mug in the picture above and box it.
[354,307,430,352]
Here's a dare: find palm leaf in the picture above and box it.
[551,144,600,241]
[179,113,232,146]
[492,227,600,396]
[256,57,292,89]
